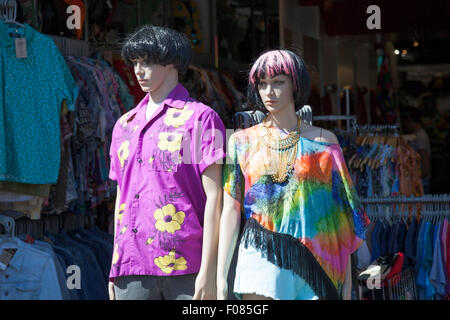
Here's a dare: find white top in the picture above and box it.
[146,101,161,122]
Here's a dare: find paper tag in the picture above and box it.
[15,38,27,59]
[0,249,17,270]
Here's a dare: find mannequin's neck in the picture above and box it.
[148,71,179,105]
[266,105,298,133]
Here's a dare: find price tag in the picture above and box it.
[15,38,27,59]
[0,249,17,270]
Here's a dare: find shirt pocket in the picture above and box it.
[148,130,187,173]
[14,281,41,300]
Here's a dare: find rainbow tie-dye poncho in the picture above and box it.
[223,124,370,299]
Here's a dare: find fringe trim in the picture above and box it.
[239,218,340,300]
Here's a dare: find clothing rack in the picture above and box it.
[354,124,400,136]
[0,211,95,241]
[51,35,90,57]
[361,194,450,205]
[361,195,450,223]
[232,105,314,130]
[312,115,357,132]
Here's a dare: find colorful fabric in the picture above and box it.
[0,21,79,184]
[223,124,370,298]
[108,84,226,280]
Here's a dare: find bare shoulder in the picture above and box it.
[300,123,339,144]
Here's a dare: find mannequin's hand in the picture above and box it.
[108,281,115,300]
[193,272,216,300]
[216,277,228,300]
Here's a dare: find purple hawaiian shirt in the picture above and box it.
[108,83,226,280]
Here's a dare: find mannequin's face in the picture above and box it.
[257,74,294,115]
[132,56,174,93]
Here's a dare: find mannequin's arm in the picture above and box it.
[193,163,223,300]
[342,255,352,300]
[109,185,121,300]
[216,191,241,300]
[113,185,120,237]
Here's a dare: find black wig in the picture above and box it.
[121,25,192,76]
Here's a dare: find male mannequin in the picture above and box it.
[108,25,225,300]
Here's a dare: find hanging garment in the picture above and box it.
[0,191,33,202]
[0,240,64,300]
[13,225,114,300]
[430,223,447,298]
[0,21,79,185]
[356,241,372,270]
[445,220,450,297]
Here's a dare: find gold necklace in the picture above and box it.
[259,115,302,183]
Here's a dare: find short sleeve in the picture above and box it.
[53,43,79,112]
[197,111,226,174]
[108,124,120,182]
[222,133,245,204]
[330,145,370,253]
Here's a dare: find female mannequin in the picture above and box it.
[217,49,370,300]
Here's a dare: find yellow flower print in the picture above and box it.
[154,249,188,274]
[163,106,194,128]
[157,132,183,152]
[133,125,140,133]
[154,204,185,234]
[149,156,155,164]
[146,237,154,246]
[117,203,126,225]
[119,225,128,235]
[118,140,130,168]
[119,112,132,128]
[112,244,119,265]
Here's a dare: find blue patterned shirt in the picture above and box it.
[0,21,79,184]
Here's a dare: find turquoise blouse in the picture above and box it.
[0,21,79,184]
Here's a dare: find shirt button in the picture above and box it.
[5,274,9,279]
[132,228,138,234]
[5,291,8,296]
[137,158,143,164]
[135,194,140,199]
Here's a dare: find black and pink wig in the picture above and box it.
[247,49,311,111]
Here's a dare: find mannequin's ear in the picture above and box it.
[166,64,176,70]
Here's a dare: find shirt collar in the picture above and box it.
[161,83,190,109]
[0,20,34,48]
[131,83,190,124]
[2,242,25,272]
